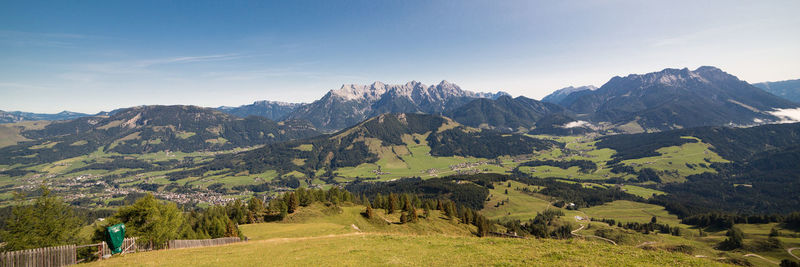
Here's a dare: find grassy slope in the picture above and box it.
[481,180,566,222]
[580,201,800,266]
[84,204,726,267]
[581,200,686,227]
[0,124,31,148]
[335,133,509,181]
[85,234,726,267]
[518,135,727,184]
[619,137,728,183]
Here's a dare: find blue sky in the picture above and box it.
[1,0,799,113]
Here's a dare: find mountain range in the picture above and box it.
[206,68,800,133]
[551,66,799,131]
[753,78,800,104]
[283,80,508,131]
[0,110,92,123]
[0,105,319,165]
[4,66,798,136]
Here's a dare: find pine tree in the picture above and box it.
[476,215,489,237]
[388,194,398,214]
[114,193,185,249]
[0,188,82,251]
[770,227,780,237]
[403,197,413,213]
[410,207,418,223]
[247,197,265,223]
[444,202,455,219]
[286,192,299,213]
[412,195,422,208]
[279,202,288,219]
[423,204,431,219]
[721,227,744,249]
[374,194,384,210]
[365,205,374,219]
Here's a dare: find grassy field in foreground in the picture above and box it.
[84,233,726,267]
[81,201,730,266]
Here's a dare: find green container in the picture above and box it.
[105,223,126,254]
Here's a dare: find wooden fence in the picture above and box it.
[168,237,242,249]
[1,237,242,266]
[98,237,158,258]
[0,245,76,267]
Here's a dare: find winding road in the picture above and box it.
[788,247,800,261]
[743,253,779,265]
[571,213,617,245]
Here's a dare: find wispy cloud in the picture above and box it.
[59,53,249,77]
[0,30,93,48]
[0,82,54,91]
[134,54,245,68]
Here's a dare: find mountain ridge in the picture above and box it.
[444,95,570,131]
[753,78,800,104]
[217,100,304,121]
[541,85,597,104]
[0,105,320,166]
[285,80,509,131]
[559,66,799,131]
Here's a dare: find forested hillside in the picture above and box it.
[0,105,320,166]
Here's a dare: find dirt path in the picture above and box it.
[254,232,367,244]
[788,247,800,261]
[693,255,727,260]
[571,213,617,245]
[743,253,779,265]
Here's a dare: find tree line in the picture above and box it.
[362,192,492,237]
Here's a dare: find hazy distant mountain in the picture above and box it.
[445,95,569,131]
[541,85,597,105]
[0,110,92,123]
[560,66,799,131]
[218,100,303,121]
[285,80,509,131]
[753,78,800,104]
[0,105,320,165]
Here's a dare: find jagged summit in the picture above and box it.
[289,80,507,131]
[328,80,480,101]
[607,66,733,87]
[560,66,799,130]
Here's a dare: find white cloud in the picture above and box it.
[768,108,800,123]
